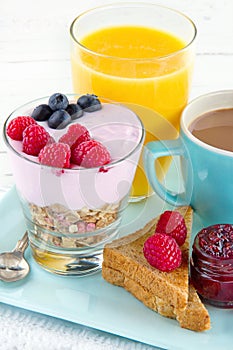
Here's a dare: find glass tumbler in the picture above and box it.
[3,95,144,276]
[70,2,197,200]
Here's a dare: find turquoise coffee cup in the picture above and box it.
[144,90,233,225]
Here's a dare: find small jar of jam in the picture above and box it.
[190,224,233,308]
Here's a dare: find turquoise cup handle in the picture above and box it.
[143,139,192,206]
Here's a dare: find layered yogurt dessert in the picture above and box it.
[4,93,144,275]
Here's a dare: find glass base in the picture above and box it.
[30,243,103,276]
[30,242,103,276]
[26,216,120,276]
[129,190,154,203]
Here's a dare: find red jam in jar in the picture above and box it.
[190,224,233,308]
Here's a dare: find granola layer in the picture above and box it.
[29,202,120,248]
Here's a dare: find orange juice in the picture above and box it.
[71,25,194,197]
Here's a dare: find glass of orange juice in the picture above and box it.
[70,3,197,200]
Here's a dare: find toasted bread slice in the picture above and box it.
[102,206,210,331]
[103,207,192,311]
[102,265,210,331]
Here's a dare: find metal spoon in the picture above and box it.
[0,232,30,282]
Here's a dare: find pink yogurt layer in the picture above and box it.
[7,103,144,209]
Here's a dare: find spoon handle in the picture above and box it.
[13,232,29,254]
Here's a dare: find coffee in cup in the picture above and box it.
[189,108,233,152]
[143,90,233,225]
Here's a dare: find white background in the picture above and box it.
[0,0,232,349]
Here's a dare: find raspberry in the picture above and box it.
[155,211,187,246]
[71,139,111,168]
[22,124,52,156]
[6,116,36,141]
[59,124,90,149]
[143,233,182,272]
[38,142,71,169]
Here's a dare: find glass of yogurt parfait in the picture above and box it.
[3,93,144,276]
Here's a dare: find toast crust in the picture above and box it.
[102,206,211,331]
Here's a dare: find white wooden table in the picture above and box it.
[0,0,232,349]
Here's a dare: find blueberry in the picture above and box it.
[77,94,102,112]
[66,103,83,120]
[77,94,93,109]
[48,93,69,111]
[48,110,71,129]
[31,104,53,121]
[85,98,102,112]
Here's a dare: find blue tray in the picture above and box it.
[0,187,232,350]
